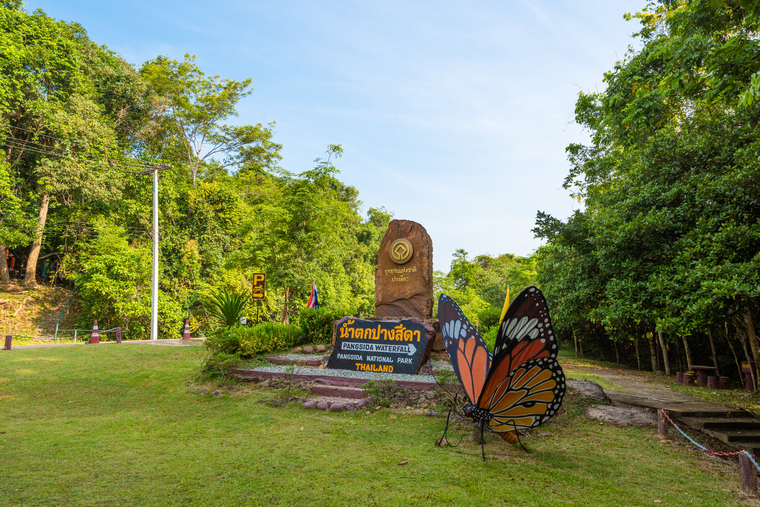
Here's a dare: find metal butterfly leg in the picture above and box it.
[510,420,530,453]
[436,407,464,448]
[479,420,486,462]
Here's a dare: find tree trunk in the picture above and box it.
[745,308,760,389]
[648,335,657,371]
[681,335,693,369]
[281,286,290,325]
[658,331,670,375]
[735,319,756,391]
[613,340,620,364]
[0,243,9,283]
[725,322,742,383]
[707,329,719,375]
[23,193,50,286]
[634,338,641,371]
[573,332,578,358]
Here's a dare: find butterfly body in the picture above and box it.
[438,287,566,450]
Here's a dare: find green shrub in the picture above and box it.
[362,379,401,407]
[206,289,250,328]
[477,306,502,328]
[239,322,303,356]
[199,352,241,383]
[298,307,353,344]
[204,330,243,355]
[482,325,499,351]
[206,322,303,357]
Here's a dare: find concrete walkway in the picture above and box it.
[573,366,746,418]
[4,338,206,350]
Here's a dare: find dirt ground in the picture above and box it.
[0,282,73,337]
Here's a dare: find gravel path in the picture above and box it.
[248,356,453,383]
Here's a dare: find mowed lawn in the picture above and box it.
[0,345,747,506]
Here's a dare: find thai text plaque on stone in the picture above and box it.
[327,317,434,374]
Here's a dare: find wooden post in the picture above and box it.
[4,335,11,350]
[740,453,758,494]
[574,332,578,358]
[115,327,122,344]
[658,410,668,438]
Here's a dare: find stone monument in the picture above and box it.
[374,219,433,320]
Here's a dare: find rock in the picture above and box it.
[346,402,356,412]
[212,391,221,397]
[268,399,283,407]
[303,345,315,353]
[358,399,369,408]
[316,401,329,410]
[293,347,302,353]
[329,403,345,412]
[586,406,656,427]
[374,219,434,319]
[567,380,609,401]
[316,344,326,353]
[303,400,316,409]
[199,389,208,395]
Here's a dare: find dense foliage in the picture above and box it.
[534,0,760,384]
[0,4,390,339]
[205,322,305,357]
[433,249,538,334]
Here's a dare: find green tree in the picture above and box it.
[535,0,760,377]
[140,54,282,186]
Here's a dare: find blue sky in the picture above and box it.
[29,0,646,272]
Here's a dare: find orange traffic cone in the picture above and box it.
[182,318,190,340]
[89,320,100,344]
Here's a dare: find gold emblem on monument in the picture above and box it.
[390,238,413,264]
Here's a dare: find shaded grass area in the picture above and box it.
[558,350,760,417]
[0,345,749,506]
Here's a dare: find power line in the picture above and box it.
[4,124,161,169]
[0,138,168,175]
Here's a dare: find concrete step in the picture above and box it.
[664,406,748,419]
[310,385,368,399]
[681,417,760,432]
[704,429,760,444]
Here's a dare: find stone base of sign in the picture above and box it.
[310,385,367,399]
[425,319,445,351]
[232,368,440,391]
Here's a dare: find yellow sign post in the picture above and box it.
[252,273,266,324]
[252,273,266,300]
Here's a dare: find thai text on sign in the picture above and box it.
[327,317,433,375]
[338,320,422,342]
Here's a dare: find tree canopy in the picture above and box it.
[535,0,760,381]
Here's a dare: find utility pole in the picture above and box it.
[134,164,170,341]
[151,167,160,341]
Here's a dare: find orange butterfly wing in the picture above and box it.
[478,287,566,432]
[438,294,492,405]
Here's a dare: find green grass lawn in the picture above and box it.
[0,345,749,506]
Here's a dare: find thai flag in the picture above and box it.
[307,281,319,309]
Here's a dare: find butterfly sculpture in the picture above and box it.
[438,286,566,460]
